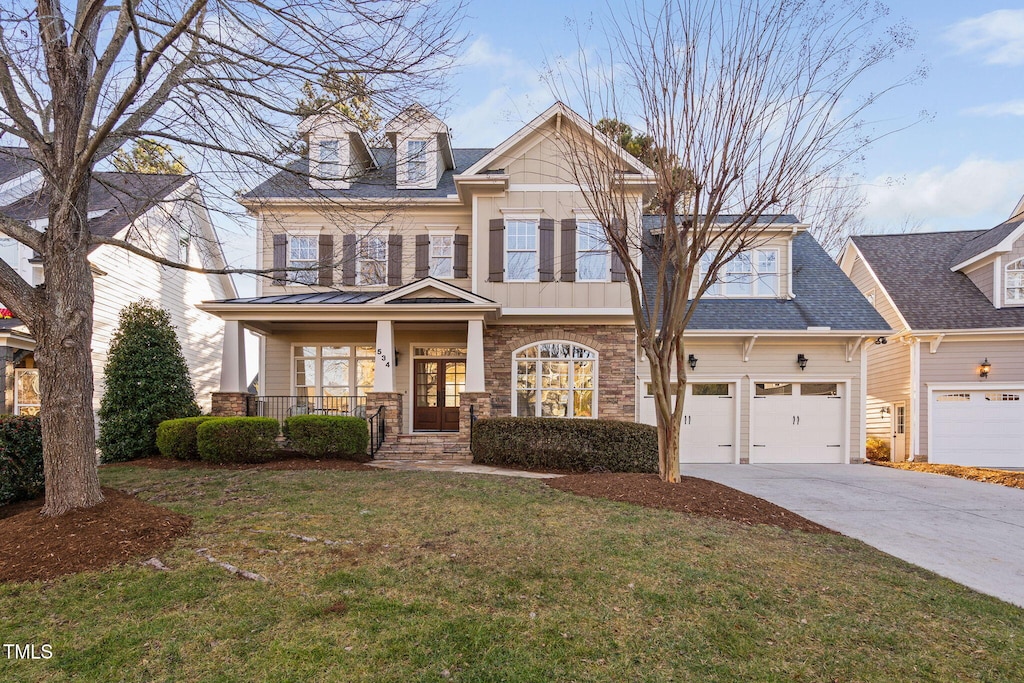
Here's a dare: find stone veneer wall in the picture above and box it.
[483,324,635,421]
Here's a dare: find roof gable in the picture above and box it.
[950,212,1024,270]
[373,277,496,305]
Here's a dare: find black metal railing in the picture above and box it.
[468,404,476,455]
[249,395,367,423]
[367,406,385,458]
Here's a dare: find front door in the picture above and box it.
[891,401,907,462]
[414,359,465,431]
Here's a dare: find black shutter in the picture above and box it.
[388,234,403,286]
[488,218,504,282]
[272,233,287,285]
[610,219,626,282]
[454,234,469,278]
[539,218,555,282]
[342,233,356,286]
[415,234,429,278]
[560,218,576,282]
[318,234,334,286]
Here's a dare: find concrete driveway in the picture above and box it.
[684,463,1024,609]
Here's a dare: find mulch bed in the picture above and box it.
[0,488,192,583]
[875,461,1024,490]
[547,473,836,534]
[115,456,376,472]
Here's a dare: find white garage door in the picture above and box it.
[931,389,1024,467]
[751,382,845,463]
[638,382,737,463]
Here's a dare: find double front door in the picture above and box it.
[414,359,465,431]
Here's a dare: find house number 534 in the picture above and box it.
[377,348,390,368]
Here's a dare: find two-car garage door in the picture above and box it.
[930,389,1024,467]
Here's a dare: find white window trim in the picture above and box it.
[511,340,599,419]
[14,367,40,415]
[700,248,781,298]
[405,138,429,185]
[575,219,611,283]
[504,217,540,283]
[290,343,377,397]
[426,226,457,279]
[317,139,342,180]
[1004,257,1024,305]
[287,230,320,285]
[356,229,390,286]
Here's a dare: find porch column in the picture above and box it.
[466,319,485,393]
[373,320,396,392]
[218,321,246,392]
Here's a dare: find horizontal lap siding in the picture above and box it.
[865,342,910,446]
[965,262,995,304]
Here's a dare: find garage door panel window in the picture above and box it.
[514,341,596,418]
[693,383,730,396]
[986,393,1020,401]
[936,392,970,402]
[756,382,792,396]
[801,383,839,397]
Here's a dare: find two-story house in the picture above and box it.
[204,101,888,464]
[0,146,237,415]
[841,202,1024,468]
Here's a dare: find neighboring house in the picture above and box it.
[840,205,1024,467]
[0,146,238,415]
[201,101,887,463]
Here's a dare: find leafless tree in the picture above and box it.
[0,0,465,515]
[550,0,918,482]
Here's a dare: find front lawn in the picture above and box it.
[1,465,1022,681]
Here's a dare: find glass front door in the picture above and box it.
[413,359,465,431]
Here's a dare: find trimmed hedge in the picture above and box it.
[0,415,44,506]
[196,417,279,464]
[156,416,216,460]
[283,415,368,459]
[471,417,658,473]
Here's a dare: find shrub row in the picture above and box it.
[0,415,44,506]
[157,414,369,464]
[471,417,658,473]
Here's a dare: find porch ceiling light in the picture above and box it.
[980,358,991,379]
[688,354,698,371]
[797,353,809,371]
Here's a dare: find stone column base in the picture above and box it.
[365,392,403,437]
[211,392,250,417]
[460,392,492,442]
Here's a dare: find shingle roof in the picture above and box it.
[2,171,192,239]
[242,148,492,200]
[0,147,38,185]
[642,216,889,331]
[950,214,1024,266]
[852,231,1024,330]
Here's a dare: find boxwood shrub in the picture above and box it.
[283,415,369,459]
[196,417,279,464]
[156,416,216,460]
[0,415,44,506]
[471,417,658,473]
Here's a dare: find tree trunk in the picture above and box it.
[35,177,103,516]
[654,390,683,483]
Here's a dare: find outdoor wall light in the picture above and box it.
[394,350,401,367]
[874,336,888,345]
[797,353,809,371]
[980,358,991,379]
[688,354,698,371]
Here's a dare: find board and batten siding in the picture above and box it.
[89,207,231,413]
[917,339,1024,457]
[635,338,864,461]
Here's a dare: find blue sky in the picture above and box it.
[441,1,1024,234]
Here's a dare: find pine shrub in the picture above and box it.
[283,415,369,459]
[196,417,279,463]
[0,415,44,505]
[98,300,200,462]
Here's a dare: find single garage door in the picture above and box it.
[751,382,845,463]
[638,381,737,463]
[931,389,1024,467]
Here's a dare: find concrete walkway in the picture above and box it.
[685,463,1024,609]
[369,459,562,479]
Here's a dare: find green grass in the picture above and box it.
[2,466,1022,682]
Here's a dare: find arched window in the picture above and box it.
[513,341,597,418]
[1006,258,1024,303]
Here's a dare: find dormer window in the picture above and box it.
[318,140,341,179]
[407,139,427,183]
[1005,258,1024,303]
[700,248,779,297]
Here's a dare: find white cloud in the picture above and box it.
[860,158,1024,231]
[962,100,1024,117]
[944,10,1024,65]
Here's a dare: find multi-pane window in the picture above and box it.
[294,345,375,399]
[288,235,318,284]
[699,248,779,297]
[514,342,596,418]
[319,140,341,179]
[14,368,40,415]
[577,221,610,281]
[1005,258,1024,303]
[178,225,191,263]
[430,234,454,278]
[358,235,387,285]
[506,220,538,281]
[407,139,427,183]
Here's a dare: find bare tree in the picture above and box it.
[0,0,465,515]
[550,0,917,482]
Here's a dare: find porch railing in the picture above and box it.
[248,395,367,423]
[367,406,385,458]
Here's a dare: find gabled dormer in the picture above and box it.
[298,112,377,190]
[385,104,455,190]
[949,207,1024,309]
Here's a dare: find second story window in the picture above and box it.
[358,235,388,285]
[289,235,318,284]
[319,140,341,179]
[700,248,779,297]
[407,139,427,183]
[576,221,610,281]
[430,234,454,278]
[1006,258,1024,303]
[505,220,538,281]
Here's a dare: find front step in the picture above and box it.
[374,433,471,462]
